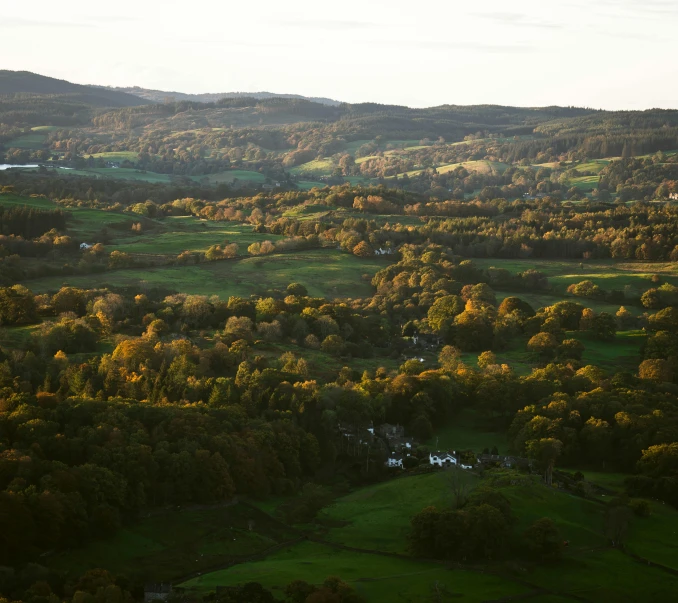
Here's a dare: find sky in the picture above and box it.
[2,0,677,109]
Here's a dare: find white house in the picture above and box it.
[386,454,404,468]
[429,451,457,467]
[80,242,93,251]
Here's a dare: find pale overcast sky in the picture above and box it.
[2,0,676,109]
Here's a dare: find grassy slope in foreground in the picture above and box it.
[179,540,528,602]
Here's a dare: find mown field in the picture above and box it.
[22,249,391,299]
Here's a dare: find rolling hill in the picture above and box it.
[106,86,341,106]
[0,70,150,107]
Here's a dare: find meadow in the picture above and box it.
[110,217,282,255]
[180,541,528,602]
[425,409,508,454]
[177,470,678,602]
[22,249,392,299]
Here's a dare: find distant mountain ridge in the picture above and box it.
[104,86,342,106]
[0,70,149,107]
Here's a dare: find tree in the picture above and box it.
[638,358,673,382]
[287,282,308,297]
[352,241,374,257]
[526,438,562,486]
[446,467,470,509]
[438,345,461,371]
[558,338,584,361]
[497,296,535,318]
[605,500,633,547]
[591,312,616,341]
[428,296,464,336]
[527,332,558,360]
[454,309,495,352]
[321,335,345,356]
[477,351,497,370]
[524,517,564,561]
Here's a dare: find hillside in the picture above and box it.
[0,70,150,107]
[107,85,341,106]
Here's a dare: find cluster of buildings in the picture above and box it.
[338,420,529,472]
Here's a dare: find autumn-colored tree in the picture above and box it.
[352,241,374,257]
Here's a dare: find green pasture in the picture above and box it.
[295,180,327,190]
[395,159,508,179]
[179,540,528,602]
[22,166,179,183]
[570,330,645,372]
[626,499,678,570]
[0,324,41,349]
[0,193,134,238]
[354,155,378,165]
[341,139,371,154]
[572,160,610,174]
[569,175,599,191]
[6,132,47,149]
[48,504,295,582]
[22,249,391,299]
[526,549,678,602]
[472,256,678,302]
[318,472,469,553]
[253,340,413,380]
[205,170,267,184]
[89,151,140,162]
[427,408,509,454]
[0,193,57,209]
[502,484,606,550]
[110,218,279,255]
[289,158,335,176]
[282,204,334,219]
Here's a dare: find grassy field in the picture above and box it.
[318,472,465,553]
[204,170,267,184]
[48,504,296,582]
[289,158,336,176]
[472,257,678,312]
[296,180,328,190]
[252,340,424,381]
[89,151,140,162]
[6,132,47,149]
[22,249,391,299]
[110,217,280,255]
[0,193,136,238]
[40,466,678,602]
[503,484,606,550]
[179,540,528,602]
[183,472,678,602]
[426,409,508,454]
[22,166,180,183]
[527,548,678,602]
[571,330,645,371]
[394,160,509,179]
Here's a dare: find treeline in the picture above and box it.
[0,204,66,238]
